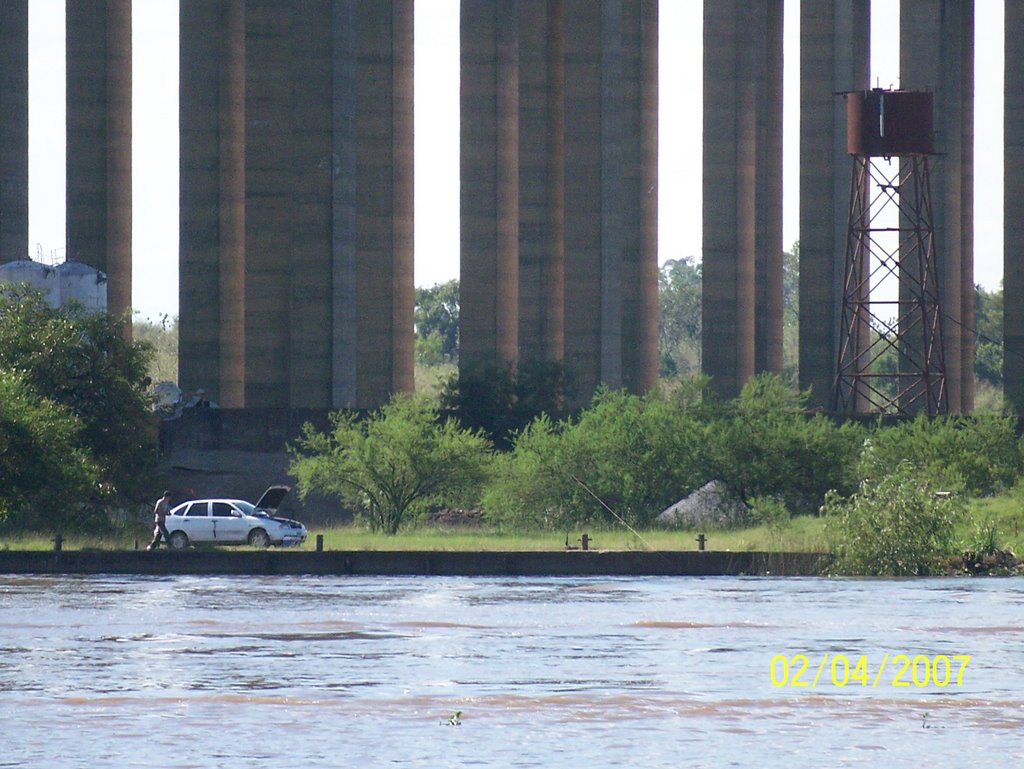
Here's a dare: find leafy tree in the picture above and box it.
[482,385,709,530]
[0,369,100,531]
[0,284,158,507]
[973,283,1002,386]
[701,374,864,513]
[289,395,493,534]
[658,257,702,377]
[824,462,965,576]
[415,280,459,363]
[782,242,799,385]
[133,313,179,384]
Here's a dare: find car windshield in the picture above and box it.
[234,500,270,517]
[232,501,256,516]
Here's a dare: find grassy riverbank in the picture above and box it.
[1,494,1020,557]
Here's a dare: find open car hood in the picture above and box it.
[253,485,291,513]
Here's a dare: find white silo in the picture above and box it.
[56,261,107,312]
[0,259,60,306]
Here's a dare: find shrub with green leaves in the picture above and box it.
[482,388,708,530]
[0,369,101,532]
[860,414,1021,496]
[0,285,157,525]
[824,462,965,575]
[702,375,863,513]
[289,395,493,534]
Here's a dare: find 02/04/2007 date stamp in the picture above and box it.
[769,653,971,689]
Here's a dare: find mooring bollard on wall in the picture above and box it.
[696,533,707,551]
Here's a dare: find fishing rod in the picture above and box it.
[568,472,658,552]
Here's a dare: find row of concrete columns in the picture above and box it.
[3,2,1023,413]
[460,0,659,400]
[705,0,977,412]
[178,0,414,409]
[0,0,131,317]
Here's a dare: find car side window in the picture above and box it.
[212,503,235,518]
[184,503,208,517]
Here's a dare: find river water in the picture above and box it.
[1,575,1022,768]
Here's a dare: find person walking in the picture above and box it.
[147,491,172,550]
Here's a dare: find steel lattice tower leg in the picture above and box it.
[834,155,948,415]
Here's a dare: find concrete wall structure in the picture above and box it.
[66,0,132,322]
[462,0,657,403]
[179,0,413,410]
[0,1,28,264]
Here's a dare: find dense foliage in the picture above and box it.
[482,387,708,530]
[699,376,864,513]
[289,395,493,534]
[415,280,460,366]
[0,286,157,530]
[0,369,101,530]
[824,462,966,576]
[658,257,702,378]
[860,413,1020,496]
[481,375,864,529]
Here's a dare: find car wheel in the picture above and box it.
[168,531,190,551]
[248,529,271,548]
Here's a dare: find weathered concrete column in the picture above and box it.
[563,0,657,401]
[1005,0,1024,413]
[345,0,416,407]
[901,0,974,412]
[243,1,295,407]
[179,0,413,410]
[461,0,520,372]
[0,1,28,263]
[518,0,565,364]
[798,0,870,409]
[702,0,783,399]
[622,0,659,395]
[287,0,335,408]
[756,0,784,376]
[66,0,132,321]
[179,0,247,407]
[179,0,223,402]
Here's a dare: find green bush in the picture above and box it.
[862,414,1021,495]
[0,285,157,524]
[824,462,966,575]
[702,375,863,513]
[289,395,493,534]
[0,369,101,532]
[481,388,709,530]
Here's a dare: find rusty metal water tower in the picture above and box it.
[833,88,948,416]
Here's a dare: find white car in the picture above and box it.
[164,486,307,549]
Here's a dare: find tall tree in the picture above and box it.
[658,257,702,377]
[290,395,492,534]
[0,285,157,508]
[415,280,460,363]
[0,369,100,531]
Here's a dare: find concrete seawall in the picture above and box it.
[0,550,831,577]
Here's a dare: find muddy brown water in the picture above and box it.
[1,575,1022,767]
